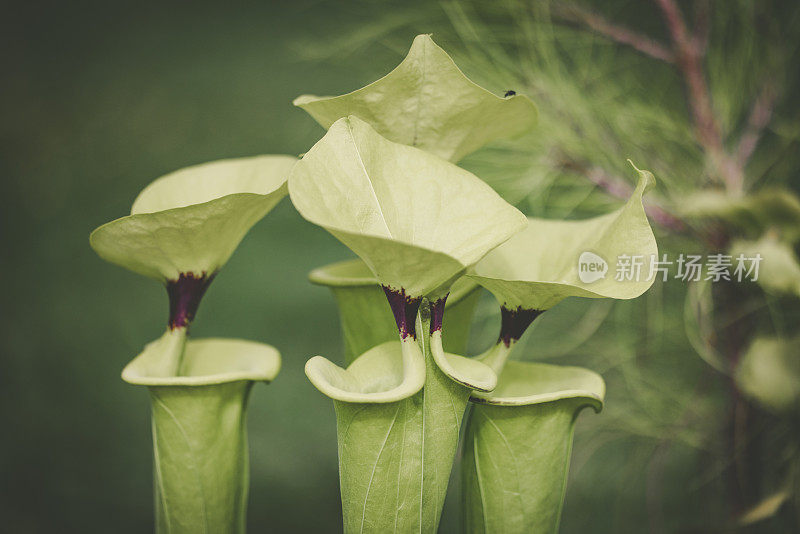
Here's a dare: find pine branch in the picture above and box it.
[548,2,776,196]
[654,0,743,193]
[692,0,711,55]
[736,82,778,167]
[554,3,675,63]
[552,1,741,190]
[654,0,719,151]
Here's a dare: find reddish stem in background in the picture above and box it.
[654,0,743,192]
[562,1,776,195]
[555,4,675,62]
[166,272,215,330]
[736,82,778,167]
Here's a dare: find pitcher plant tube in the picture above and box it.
[461,163,658,533]
[289,115,527,532]
[90,155,295,533]
[463,364,605,534]
[123,338,280,534]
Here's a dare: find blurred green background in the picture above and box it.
[3,1,799,533]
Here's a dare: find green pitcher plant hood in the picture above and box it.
[469,162,657,311]
[90,155,296,284]
[463,361,605,534]
[309,258,481,363]
[292,115,520,391]
[122,334,280,534]
[466,162,657,374]
[289,115,527,301]
[294,34,538,163]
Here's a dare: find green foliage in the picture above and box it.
[71,2,800,531]
[330,309,474,533]
[469,164,657,311]
[295,34,537,162]
[90,150,294,532]
[681,188,800,244]
[464,362,604,534]
[10,2,800,533]
[125,337,281,534]
[288,114,527,299]
[90,156,295,281]
[381,2,800,531]
[294,32,660,534]
[735,335,800,412]
[730,235,800,297]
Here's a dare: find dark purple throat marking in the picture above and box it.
[382,285,422,339]
[166,271,216,330]
[498,305,544,347]
[429,294,449,334]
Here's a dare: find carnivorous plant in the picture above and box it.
[90,155,295,533]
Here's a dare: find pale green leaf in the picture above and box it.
[294,34,537,162]
[463,361,605,534]
[289,115,527,298]
[468,162,657,310]
[90,155,296,282]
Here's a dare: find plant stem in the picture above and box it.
[736,82,778,167]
